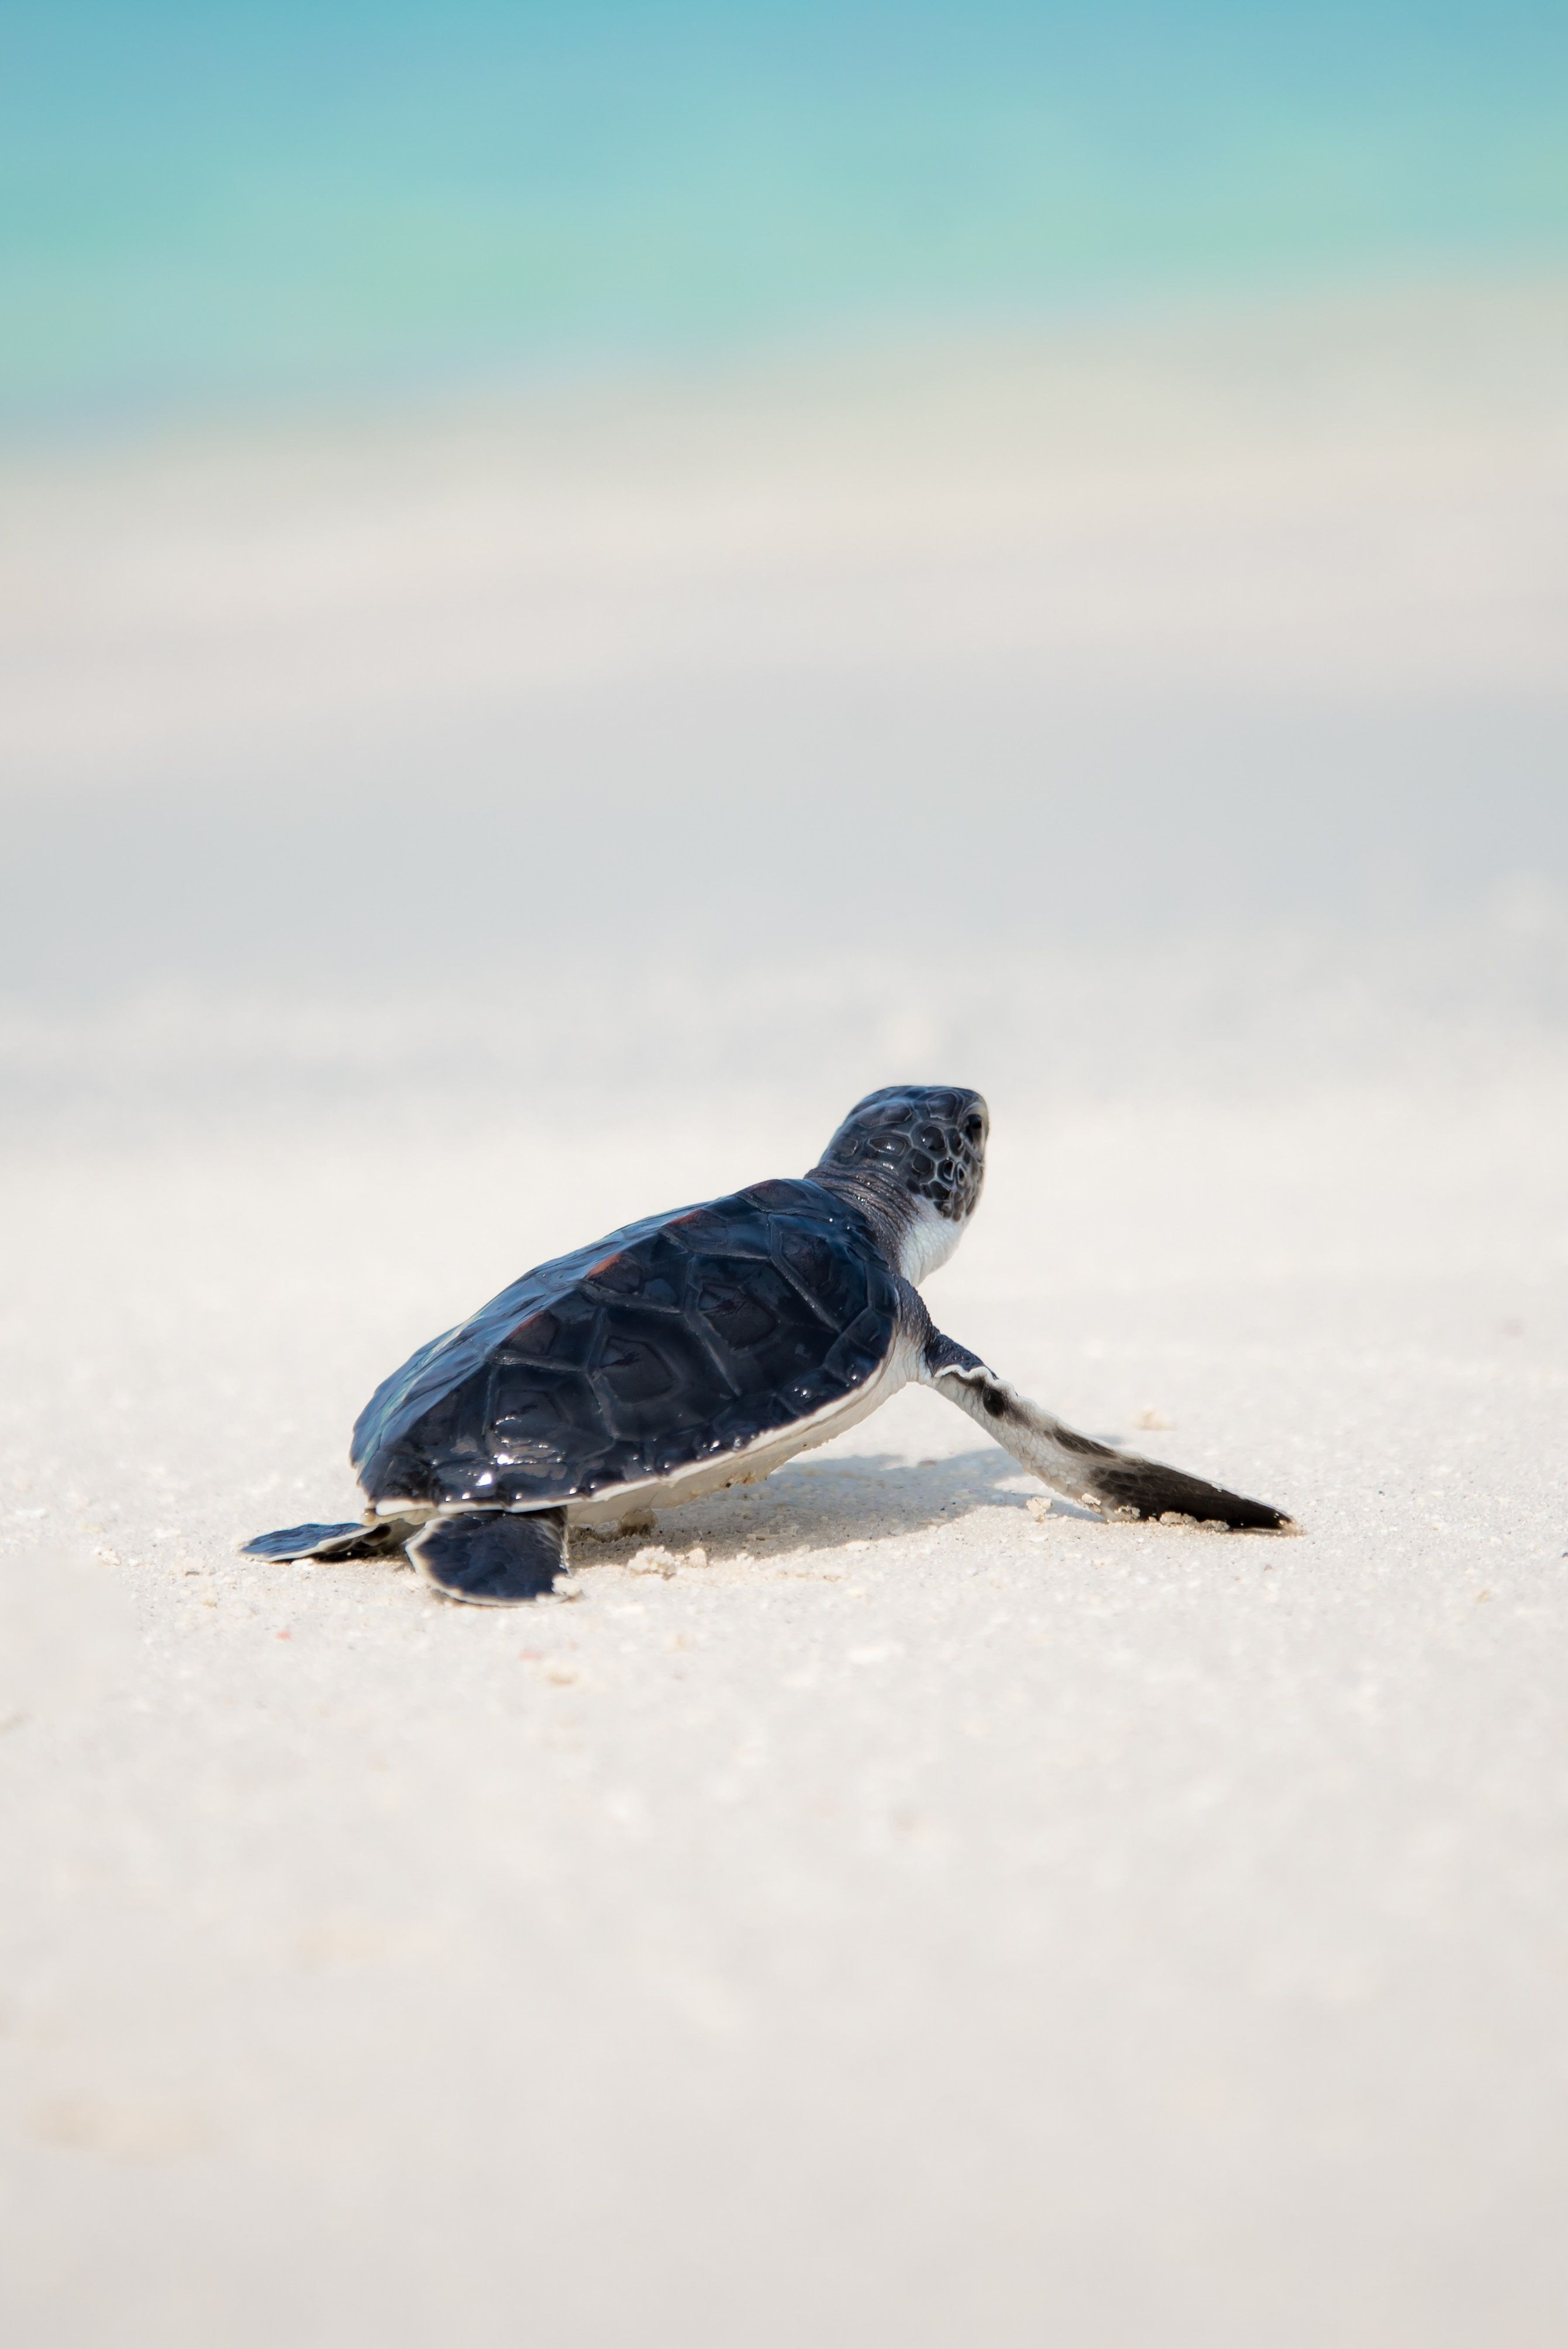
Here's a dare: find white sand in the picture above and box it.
[2,1075,1565,2347]
[6,280,1567,801]
[2,283,1567,2343]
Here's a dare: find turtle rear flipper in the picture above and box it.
[240,1518,409,1562]
[408,1509,567,1604]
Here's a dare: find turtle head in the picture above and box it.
[811,1086,988,1281]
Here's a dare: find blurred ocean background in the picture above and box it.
[7,1,1568,418]
[2,0,1566,1128]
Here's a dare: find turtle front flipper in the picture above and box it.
[240,1519,409,1562]
[925,1331,1296,1532]
[406,1509,568,1604]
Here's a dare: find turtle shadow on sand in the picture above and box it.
[577,1446,1102,1572]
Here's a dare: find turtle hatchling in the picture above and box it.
[244,1087,1293,1603]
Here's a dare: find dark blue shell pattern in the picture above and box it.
[351,1178,901,1512]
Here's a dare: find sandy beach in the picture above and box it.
[2,283,1566,2342]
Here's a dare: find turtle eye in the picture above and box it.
[963,1113,983,1142]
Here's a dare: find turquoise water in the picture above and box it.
[4,1,1566,418]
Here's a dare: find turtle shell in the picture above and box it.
[352,1178,901,1512]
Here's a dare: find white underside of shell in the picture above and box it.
[371,1322,928,1528]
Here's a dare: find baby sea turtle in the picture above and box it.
[243,1086,1292,1603]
